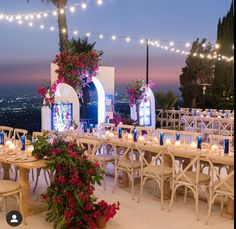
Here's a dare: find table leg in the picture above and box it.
[1,162,10,180]
[18,167,30,217]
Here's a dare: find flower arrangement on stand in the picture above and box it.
[37,38,101,107]
[126,79,154,125]
[32,133,119,229]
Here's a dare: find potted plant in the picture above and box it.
[94,200,120,228]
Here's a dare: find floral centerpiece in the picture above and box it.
[33,133,119,229]
[126,79,154,125]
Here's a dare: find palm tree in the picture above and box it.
[27,0,68,52]
[67,37,104,57]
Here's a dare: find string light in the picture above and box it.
[70,6,76,12]
[81,3,87,9]
[1,17,233,63]
[97,0,103,5]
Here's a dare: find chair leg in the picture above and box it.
[14,166,18,181]
[220,196,224,214]
[137,175,144,203]
[168,182,176,212]
[195,187,199,221]
[112,168,117,194]
[103,163,106,191]
[33,168,41,192]
[205,193,213,225]
[31,169,35,181]
[184,186,188,204]
[131,170,134,200]
[160,179,164,211]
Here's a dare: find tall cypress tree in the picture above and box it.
[212,1,234,109]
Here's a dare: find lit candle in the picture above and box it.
[5,140,12,147]
[165,139,171,145]
[105,131,110,137]
[119,122,123,125]
[69,126,74,131]
[109,132,114,138]
[190,142,197,149]
[138,135,145,142]
[27,145,34,156]
[9,143,16,151]
[174,140,181,147]
[153,137,158,142]
[217,116,222,119]
[211,144,218,151]
[127,133,133,141]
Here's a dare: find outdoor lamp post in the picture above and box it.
[200,83,211,109]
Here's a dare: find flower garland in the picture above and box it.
[38,50,100,107]
[127,79,154,107]
[33,133,119,229]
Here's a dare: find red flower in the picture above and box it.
[58,175,65,183]
[54,196,62,204]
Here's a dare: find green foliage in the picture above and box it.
[32,132,53,159]
[67,37,103,57]
[212,2,234,109]
[155,90,177,109]
[179,38,215,108]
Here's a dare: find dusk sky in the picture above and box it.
[0,0,232,95]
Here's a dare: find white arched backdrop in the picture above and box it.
[130,87,156,128]
[92,77,106,124]
[41,83,80,131]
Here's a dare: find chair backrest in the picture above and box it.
[156,129,177,140]
[76,137,100,160]
[13,128,28,140]
[136,126,154,136]
[117,124,134,133]
[100,123,115,131]
[111,139,136,166]
[0,126,14,138]
[32,131,43,141]
[135,144,175,176]
[180,131,201,143]
[209,134,233,149]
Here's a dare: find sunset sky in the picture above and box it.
[0,0,232,95]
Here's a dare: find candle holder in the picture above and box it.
[176,133,180,141]
[0,131,4,145]
[118,127,122,139]
[84,123,87,133]
[21,136,26,151]
[160,132,164,146]
[224,139,229,154]
[133,128,137,142]
[89,124,93,134]
[197,136,202,150]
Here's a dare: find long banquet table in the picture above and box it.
[0,150,47,218]
[77,131,234,219]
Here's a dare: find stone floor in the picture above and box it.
[0,169,234,229]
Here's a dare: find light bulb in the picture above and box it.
[97,0,103,5]
[62,28,67,33]
[53,11,57,16]
[86,32,90,37]
[81,3,87,9]
[185,43,190,48]
[111,35,116,40]
[169,41,174,46]
[126,37,131,42]
[36,14,41,19]
[70,6,75,12]
[43,13,48,17]
[0,14,4,20]
[40,25,44,29]
[28,22,33,27]
[99,34,103,39]
[73,30,78,35]
[140,39,145,44]
[50,27,55,31]
[215,43,220,49]
[59,9,64,14]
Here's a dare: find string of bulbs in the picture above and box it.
[0,0,103,21]
[0,0,234,62]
